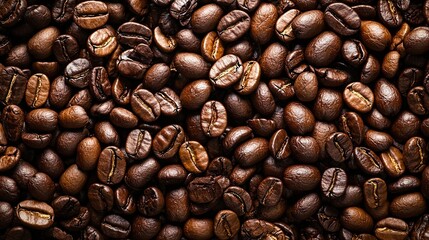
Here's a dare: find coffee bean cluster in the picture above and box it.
[1,0,429,239]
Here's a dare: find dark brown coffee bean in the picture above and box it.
[375,217,408,240]
[0,0,27,27]
[74,1,109,30]
[287,193,321,222]
[97,146,127,185]
[191,4,224,34]
[284,102,315,135]
[3,105,24,142]
[250,3,278,44]
[59,105,89,129]
[305,31,342,67]
[101,214,131,238]
[179,141,209,173]
[125,157,161,190]
[89,66,111,102]
[234,138,269,167]
[321,168,347,199]
[209,54,243,88]
[325,3,361,36]
[213,210,240,240]
[342,39,368,67]
[364,178,388,214]
[276,9,300,43]
[137,186,164,217]
[292,10,325,39]
[390,192,427,218]
[234,61,261,95]
[28,26,60,60]
[180,80,212,110]
[341,207,374,233]
[87,26,117,58]
[260,42,288,78]
[165,188,190,223]
[343,82,374,113]
[117,22,152,48]
[153,124,185,159]
[52,0,76,23]
[283,164,321,191]
[403,137,427,173]
[25,73,50,108]
[360,21,392,52]
[88,183,114,212]
[217,10,250,42]
[326,132,353,162]
[155,87,182,117]
[315,68,350,87]
[59,164,88,195]
[294,71,318,102]
[16,200,54,230]
[0,146,20,172]
[173,52,210,80]
[131,89,161,123]
[201,31,224,62]
[200,100,227,137]
[354,147,384,175]
[223,186,252,216]
[380,146,405,177]
[126,129,152,160]
[0,66,27,105]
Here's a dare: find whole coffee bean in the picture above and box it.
[28,172,55,202]
[125,129,152,160]
[360,21,392,52]
[223,186,252,216]
[321,168,347,199]
[74,1,109,30]
[25,73,50,108]
[60,206,90,231]
[88,183,114,212]
[188,176,222,204]
[179,141,209,173]
[173,52,210,80]
[214,210,240,240]
[21,132,52,149]
[101,214,131,238]
[375,217,408,240]
[114,185,137,215]
[325,3,361,36]
[59,164,88,195]
[166,188,190,223]
[374,78,402,116]
[391,111,421,143]
[125,158,161,190]
[341,207,374,233]
[382,51,400,79]
[380,146,405,177]
[0,201,13,229]
[260,42,288,78]
[155,87,182,117]
[200,100,227,137]
[217,10,250,42]
[251,3,278,44]
[11,161,37,191]
[138,187,164,217]
[109,107,138,129]
[180,80,212,110]
[0,176,19,202]
[89,66,111,102]
[389,175,420,195]
[292,10,325,39]
[305,31,342,67]
[315,67,350,87]
[290,136,320,163]
[287,193,321,222]
[153,124,185,159]
[294,71,318,102]
[354,147,384,175]
[364,178,388,215]
[342,39,368,67]
[403,137,427,173]
[117,22,152,48]
[52,0,76,23]
[325,132,353,162]
[36,150,62,180]
[390,192,427,218]
[16,200,54,230]
[241,219,287,239]
[153,26,177,53]
[201,31,224,62]
[284,102,315,135]
[234,61,261,95]
[365,130,393,152]
[53,34,80,64]
[209,54,243,88]
[276,9,300,43]
[0,146,20,172]
[0,66,27,105]
[131,89,161,123]
[378,0,403,28]
[97,146,126,185]
[0,0,27,27]
[283,164,321,191]
[111,77,133,104]
[191,4,224,34]
[28,26,60,59]
[257,177,283,207]
[269,129,291,161]
[339,111,365,145]
[59,105,89,129]
[64,58,92,88]
[411,214,429,239]
[234,138,269,167]
[87,27,118,57]
[343,82,374,113]
[3,105,24,142]
[404,26,429,55]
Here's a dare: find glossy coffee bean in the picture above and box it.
[179,141,209,173]
[16,200,54,230]
[217,10,250,43]
[97,146,127,185]
[325,3,361,36]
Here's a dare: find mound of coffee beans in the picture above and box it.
[1,0,429,239]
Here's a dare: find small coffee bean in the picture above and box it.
[325,3,361,36]
[214,210,240,240]
[200,100,227,137]
[179,141,209,173]
[321,168,347,199]
[217,10,250,42]
[16,200,54,230]
[209,54,243,88]
[375,217,408,240]
[131,89,161,123]
[97,146,127,185]
[74,1,109,30]
[257,177,283,207]
[283,164,321,191]
[125,129,152,160]
[343,82,374,113]
[234,138,269,167]
[153,124,185,159]
[354,147,384,175]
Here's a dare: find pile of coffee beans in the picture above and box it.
[2,0,429,239]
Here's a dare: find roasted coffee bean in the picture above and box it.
[213,210,240,239]
[360,21,392,52]
[217,10,250,42]
[74,1,109,30]
[364,178,388,213]
[292,10,325,39]
[200,100,227,137]
[257,177,283,207]
[28,26,60,60]
[173,52,210,80]
[315,68,350,87]
[90,66,111,102]
[125,157,161,190]
[125,129,152,160]
[87,27,117,57]
[131,89,161,122]
[344,82,374,113]
[318,206,341,232]
[16,200,54,230]
[342,39,368,67]
[341,207,374,233]
[3,105,24,142]
[287,193,321,222]
[375,217,408,240]
[88,183,114,212]
[0,0,27,27]
[326,132,353,162]
[0,66,27,105]
[210,54,243,88]
[325,3,361,36]
[25,73,49,108]
[251,3,278,45]
[260,42,288,78]
[223,186,252,216]
[276,9,300,43]
[101,214,131,238]
[378,0,403,28]
[137,187,164,217]
[321,168,347,199]
[97,146,127,185]
[179,141,209,173]
[380,146,405,177]
[118,22,152,48]
[354,147,384,175]
[51,196,79,219]
[284,102,315,135]
[390,192,427,218]
[153,124,185,159]
[305,31,342,67]
[283,164,321,191]
[235,138,269,167]
[0,146,20,172]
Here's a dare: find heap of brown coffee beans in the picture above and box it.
[1,0,429,239]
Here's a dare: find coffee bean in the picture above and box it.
[87,27,118,57]
[179,141,209,173]
[0,146,20,172]
[153,124,185,159]
[88,183,114,212]
[360,21,392,52]
[257,177,283,207]
[217,10,250,42]
[191,4,224,34]
[209,54,243,88]
[234,138,269,167]
[131,89,161,123]
[180,80,212,110]
[390,192,427,218]
[118,22,152,48]
[325,132,353,162]
[173,52,210,80]
[74,1,109,30]
[276,9,300,43]
[343,82,374,113]
[380,146,405,177]
[354,147,384,175]
[25,73,50,108]
[200,100,227,137]
[375,217,408,240]
[251,3,278,44]
[321,168,347,199]
[292,10,325,39]
[16,200,54,230]
[97,146,127,185]
[125,129,152,160]
[59,105,89,129]
[125,157,161,190]
[214,210,240,240]
[284,102,315,135]
[305,31,342,67]
[0,66,27,105]
[325,3,361,36]
[3,105,24,142]
[101,214,131,238]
